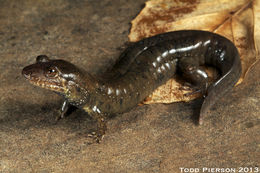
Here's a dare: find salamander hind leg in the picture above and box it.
[178,58,210,97]
[178,58,213,124]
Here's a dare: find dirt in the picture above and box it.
[0,0,259,172]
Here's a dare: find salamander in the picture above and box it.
[22,30,241,142]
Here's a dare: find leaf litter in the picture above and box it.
[128,0,259,104]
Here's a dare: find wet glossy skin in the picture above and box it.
[22,30,241,142]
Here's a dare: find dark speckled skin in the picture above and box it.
[22,30,241,142]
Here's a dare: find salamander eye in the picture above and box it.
[46,67,57,77]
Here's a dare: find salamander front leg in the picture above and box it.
[87,112,107,143]
[56,100,69,121]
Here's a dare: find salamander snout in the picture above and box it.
[22,64,44,80]
[22,66,33,79]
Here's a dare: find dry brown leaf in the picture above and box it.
[129,0,259,104]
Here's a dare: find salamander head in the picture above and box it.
[22,55,84,95]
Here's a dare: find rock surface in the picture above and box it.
[0,0,259,172]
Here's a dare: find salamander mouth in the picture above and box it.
[26,76,65,93]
